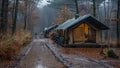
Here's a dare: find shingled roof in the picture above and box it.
[56,14,109,30]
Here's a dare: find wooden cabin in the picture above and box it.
[55,14,109,46]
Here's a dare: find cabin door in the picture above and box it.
[73,25,85,43]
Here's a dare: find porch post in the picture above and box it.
[72,30,74,44]
[64,30,66,45]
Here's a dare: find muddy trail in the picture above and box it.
[17,39,66,68]
[17,37,113,68]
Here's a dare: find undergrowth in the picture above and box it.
[0,30,32,60]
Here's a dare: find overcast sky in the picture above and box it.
[37,0,52,8]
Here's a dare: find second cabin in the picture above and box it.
[55,14,109,47]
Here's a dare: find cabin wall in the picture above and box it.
[69,31,73,44]
[96,30,101,44]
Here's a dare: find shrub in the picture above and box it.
[5,41,20,60]
[107,50,119,59]
[0,30,32,60]
[102,48,119,59]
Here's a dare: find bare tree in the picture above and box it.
[0,0,9,34]
[12,0,19,34]
[117,0,120,46]
[54,6,74,24]
[93,0,96,16]
[75,0,79,18]
[24,0,28,30]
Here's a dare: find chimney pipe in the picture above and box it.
[75,0,79,19]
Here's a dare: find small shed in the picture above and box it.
[43,25,58,38]
[55,14,109,46]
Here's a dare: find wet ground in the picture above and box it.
[17,39,66,68]
[45,39,113,68]
[16,36,115,68]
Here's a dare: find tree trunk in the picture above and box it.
[12,0,15,23]
[93,0,96,16]
[117,0,120,46]
[24,0,28,30]
[12,0,19,34]
[0,0,9,34]
[74,0,79,19]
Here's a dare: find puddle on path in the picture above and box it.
[35,60,46,68]
[36,64,46,68]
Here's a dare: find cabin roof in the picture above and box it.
[56,14,109,30]
[44,25,58,32]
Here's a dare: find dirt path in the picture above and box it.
[17,39,66,68]
[17,38,114,68]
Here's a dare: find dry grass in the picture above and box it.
[0,30,32,60]
[75,48,103,59]
[74,48,120,68]
[72,48,120,60]
[60,47,120,67]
